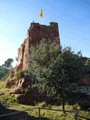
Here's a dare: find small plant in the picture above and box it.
[15,70,26,80]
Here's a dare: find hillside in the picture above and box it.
[0,81,90,120]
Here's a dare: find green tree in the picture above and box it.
[59,47,84,84]
[0,58,13,80]
[2,58,13,69]
[28,40,84,111]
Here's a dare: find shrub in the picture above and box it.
[15,70,26,80]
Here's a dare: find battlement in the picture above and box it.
[27,22,60,45]
[29,22,59,33]
[30,22,58,27]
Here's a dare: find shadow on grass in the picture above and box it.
[0,103,49,120]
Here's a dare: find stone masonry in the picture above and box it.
[16,22,60,71]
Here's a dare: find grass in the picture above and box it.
[0,81,90,120]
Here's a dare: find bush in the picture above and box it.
[15,70,26,80]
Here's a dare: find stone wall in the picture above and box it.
[17,22,60,71]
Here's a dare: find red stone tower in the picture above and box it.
[17,22,60,71]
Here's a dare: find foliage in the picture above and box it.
[28,39,85,111]
[0,81,18,107]
[2,58,13,69]
[59,48,85,84]
[0,58,13,80]
[28,40,61,92]
[15,70,28,80]
[0,71,10,81]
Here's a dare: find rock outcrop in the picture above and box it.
[6,74,32,88]
[6,74,51,104]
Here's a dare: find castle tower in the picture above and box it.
[17,22,60,71]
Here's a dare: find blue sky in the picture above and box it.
[0,0,90,66]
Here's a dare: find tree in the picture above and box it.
[0,58,13,80]
[59,47,84,84]
[28,39,61,85]
[28,39,84,111]
[2,58,13,69]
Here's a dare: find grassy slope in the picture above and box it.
[0,81,90,120]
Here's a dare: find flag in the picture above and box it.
[39,9,43,18]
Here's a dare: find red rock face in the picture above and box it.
[17,22,60,71]
[17,39,29,70]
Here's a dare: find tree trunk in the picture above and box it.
[61,93,65,113]
[62,99,65,112]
